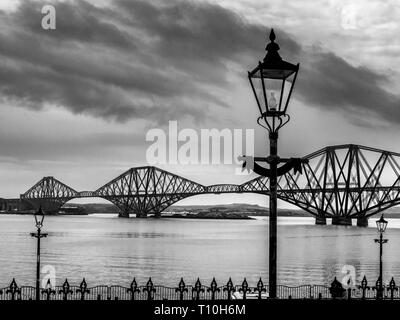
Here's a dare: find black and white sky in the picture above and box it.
[0,0,399,207]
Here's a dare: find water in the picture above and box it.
[0,214,398,288]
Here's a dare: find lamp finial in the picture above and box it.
[269,28,276,42]
[264,28,281,62]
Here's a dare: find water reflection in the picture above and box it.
[0,214,397,288]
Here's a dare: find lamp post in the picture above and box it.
[30,206,48,301]
[248,29,299,299]
[375,214,388,299]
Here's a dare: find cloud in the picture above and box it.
[0,0,398,126]
[297,49,399,126]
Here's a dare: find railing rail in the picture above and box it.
[0,277,398,300]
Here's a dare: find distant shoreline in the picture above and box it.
[163,213,254,220]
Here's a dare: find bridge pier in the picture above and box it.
[315,214,326,225]
[118,211,130,218]
[356,216,369,227]
[331,216,352,226]
[136,212,147,218]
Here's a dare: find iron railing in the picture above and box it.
[0,276,398,300]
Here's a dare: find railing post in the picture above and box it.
[143,278,156,301]
[239,278,250,300]
[127,278,140,301]
[175,278,188,301]
[207,278,220,300]
[59,278,73,301]
[347,287,352,300]
[254,278,266,300]
[6,278,21,301]
[41,278,55,300]
[223,278,235,300]
[359,275,369,300]
[192,278,204,300]
[329,277,345,299]
[77,278,90,300]
[387,277,398,300]
[374,277,384,300]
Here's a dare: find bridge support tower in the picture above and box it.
[135,212,147,218]
[118,211,130,218]
[315,213,327,225]
[331,216,352,226]
[356,216,369,227]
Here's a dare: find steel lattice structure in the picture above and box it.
[95,167,205,217]
[16,145,400,223]
[20,176,78,213]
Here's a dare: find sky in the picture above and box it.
[0,0,399,208]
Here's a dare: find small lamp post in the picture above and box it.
[30,206,48,301]
[248,29,299,299]
[375,214,388,299]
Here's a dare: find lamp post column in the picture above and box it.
[269,131,278,299]
[36,227,41,301]
[31,225,47,301]
[379,232,383,299]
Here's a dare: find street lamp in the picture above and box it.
[248,29,299,299]
[30,206,48,301]
[375,214,388,299]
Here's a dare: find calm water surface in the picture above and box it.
[0,214,399,288]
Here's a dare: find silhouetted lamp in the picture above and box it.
[247,28,300,300]
[376,214,388,233]
[34,206,45,229]
[31,206,48,300]
[375,214,388,299]
[248,29,299,119]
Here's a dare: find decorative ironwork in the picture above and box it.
[0,277,399,300]
[59,279,73,300]
[254,278,266,299]
[143,278,156,301]
[192,278,204,300]
[359,275,370,299]
[127,278,140,301]
[41,279,55,300]
[239,278,251,300]
[223,278,235,300]
[373,277,385,299]
[387,277,398,300]
[207,278,220,300]
[329,277,345,299]
[76,278,90,300]
[175,278,188,301]
[6,278,21,300]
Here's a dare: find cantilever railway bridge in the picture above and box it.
[3,144,400,226]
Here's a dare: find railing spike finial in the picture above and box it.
[175,278,188,300]
[239,278,250,299]
[41,278,55,301]
[59,278,73,300]
[388,277,398,300]
[255,278,266,299]
[77,278,90,300]
[6,278,20,300]
[223,278,235,300]
[127,277,140,300]
[192,278,205,300]
[207,278,220,300]
[143,277,156,301]
[329,277,345,299]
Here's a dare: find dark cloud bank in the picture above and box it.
[0,0,398,125]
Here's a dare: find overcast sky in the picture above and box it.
[0,0,399,208]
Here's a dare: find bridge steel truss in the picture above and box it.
[95,167,206,217]
[17,145,400,224]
